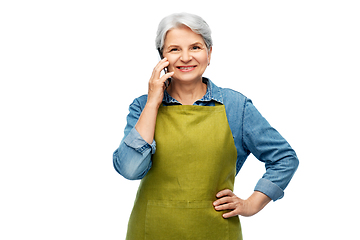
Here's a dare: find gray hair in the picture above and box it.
[155,13,213,53]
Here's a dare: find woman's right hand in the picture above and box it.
[134,58,174,144]
[147,58,174,108]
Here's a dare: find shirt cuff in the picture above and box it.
[254,178,284,201]
[123,128,156,154]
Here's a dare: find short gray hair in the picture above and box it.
[155,12,213,53]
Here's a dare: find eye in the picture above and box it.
[191,46,201,50]
[169,48,179,52]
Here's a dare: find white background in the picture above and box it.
[1,0,359,239]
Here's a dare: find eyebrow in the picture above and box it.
[166,42,204,50]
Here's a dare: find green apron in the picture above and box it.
[126,103,242,240]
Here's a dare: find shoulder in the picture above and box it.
[125,94,148,118]
[220,87,247,99]
[218,87,251,108]
[129,94,148,109]
[207,78,249,105]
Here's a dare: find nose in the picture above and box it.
[180,50,192,62]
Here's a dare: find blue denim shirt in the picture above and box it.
[113,78,299,201]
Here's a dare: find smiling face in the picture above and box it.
[162,26,212,83]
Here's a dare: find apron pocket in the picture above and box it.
[145,200,229,240]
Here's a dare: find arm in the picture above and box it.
[135,58,173,144]
[214,98,298,217]
[242,98,299,201]
[135,58,174,143]
[113,58,174,180]
[112,97,155,180]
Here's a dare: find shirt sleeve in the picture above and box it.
[113,96,155,180]
[242,98,299,201]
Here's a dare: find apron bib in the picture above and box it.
[126,104,242,240]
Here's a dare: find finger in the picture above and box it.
[154,57,168,69]
[222,209,238,219]
[213,196,232,206]
[216,189,234,198]
[151,58,170,79]
[214,203,236,211]
[150,58,167,79]
[159,71,174,83]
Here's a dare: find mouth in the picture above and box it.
[176,65,197,72]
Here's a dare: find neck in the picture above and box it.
[167,78,207,105]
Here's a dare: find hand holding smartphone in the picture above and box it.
[146,52,174,109]
[134,51,174,145]
[158,48,171,88]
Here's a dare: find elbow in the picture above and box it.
[290,152,299,174]
[112,148,151,180]
[281,152,299,177]
[118,168,143,181]
[294,155,299,171]
[282,153,299,184]
[113,150,139,180]
[117,162,144,180]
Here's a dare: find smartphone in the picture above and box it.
[158,48,171,88]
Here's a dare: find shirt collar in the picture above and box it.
[163,77,224,104]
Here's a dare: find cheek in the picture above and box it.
[197,53,210,66]
[167,63,176,72]
[167,59,177,72]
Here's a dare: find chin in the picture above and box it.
[172,73,203,83]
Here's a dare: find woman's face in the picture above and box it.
[163,26,212,83]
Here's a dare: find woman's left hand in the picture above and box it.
[213,189,271,218]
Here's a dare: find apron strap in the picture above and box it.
[161,101,223,107]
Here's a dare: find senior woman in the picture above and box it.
[113,12,299,239]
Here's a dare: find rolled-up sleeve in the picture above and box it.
[113,96,155,180]
[242,99,299,201]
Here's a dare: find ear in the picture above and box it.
[207,47,213,65]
